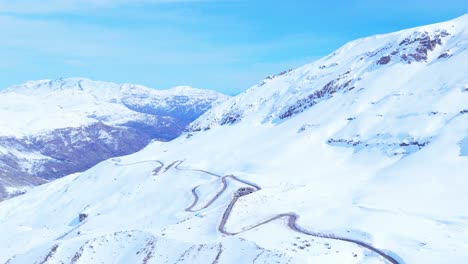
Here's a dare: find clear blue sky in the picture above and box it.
[0,0,467,95]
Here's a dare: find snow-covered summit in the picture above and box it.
[0,78,228,199]
[0,78,228,137]
[188,14,468,131]
[4,77,224,102]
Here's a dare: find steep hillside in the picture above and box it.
[0,15,467,264]
[189,14,467,133]
[0,78,228,199]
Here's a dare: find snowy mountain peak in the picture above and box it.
[0,78,229,137]
[188,14,468,132]
[3,78,226,99]
[4,77,104,94]
[0,78,228,199]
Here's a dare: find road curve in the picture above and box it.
[184,186,200,212]
[173,160,400,264]
[219,195,399,264]
[114,159,164,175]
[114,160,164,167]
[184,175,243,212]
[175,160,222,178]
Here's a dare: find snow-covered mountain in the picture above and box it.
[0,78,228,199]
[189,15,466,132]
[0,14,467,264]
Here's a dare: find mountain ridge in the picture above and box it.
[3,77,222,97]
[0,78,228,199]
[188,13,467,132]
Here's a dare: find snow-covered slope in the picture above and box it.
[189,14,467,132]
[0,15,467,264]
[0,78,228,199]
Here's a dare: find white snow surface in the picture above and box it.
[0,14,468,264]
[0,78,228,137]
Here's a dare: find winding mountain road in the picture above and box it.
[114,159,400,263]
[174,160,400,264]
[183,174,259,212]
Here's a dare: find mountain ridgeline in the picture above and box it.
[0,79,228,199]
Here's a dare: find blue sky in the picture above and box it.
[0,0,467,94]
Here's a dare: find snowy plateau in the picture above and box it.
[0,79,227,199]
[0,14,468,264]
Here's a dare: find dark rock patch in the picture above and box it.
[258,69,293,86]
[220,113,242,126]
[79,213,88,223]
[279,71,355,120]
[437,51,452,59]
[327,135,432,156]
[234,187,256,197]
[376,55,391,65]
[398,30,450,63]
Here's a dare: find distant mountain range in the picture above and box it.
[0,78,228,199]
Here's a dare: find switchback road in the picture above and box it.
[174,160,400,264]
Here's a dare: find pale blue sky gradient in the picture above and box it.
[0,0,467,94]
